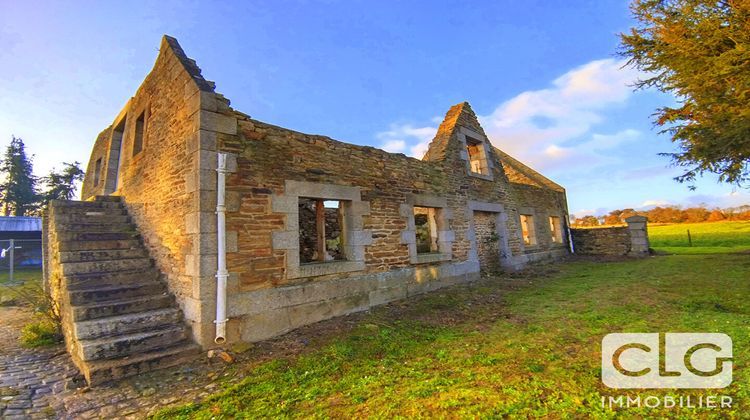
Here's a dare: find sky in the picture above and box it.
[1,0,748,217]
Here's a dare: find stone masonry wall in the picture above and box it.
[571,226,631,255]
[79,38,573,348]
[571,216,650,256]
[473,211,501,273]
[211,102,571,343]
[81,128,113,199]
[79,36,231,345]
[507,182,570,263]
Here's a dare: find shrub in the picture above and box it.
[6,281,63,347]
[20,320,61,348]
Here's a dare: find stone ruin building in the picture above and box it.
[44,36,572,384]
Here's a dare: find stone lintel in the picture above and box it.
[406,193,447,208]
[284,180,360,201]
[467,201,504,213]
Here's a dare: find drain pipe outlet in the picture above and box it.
[567,217,575,254]
[215,153,229,344]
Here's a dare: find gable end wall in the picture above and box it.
[79,37,231,346]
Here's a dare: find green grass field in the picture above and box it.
[0,267,44,304]
[649,221,750,254]
[155,253,750,418]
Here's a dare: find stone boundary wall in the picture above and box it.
[571,215,649,256]
[213,104,571,345]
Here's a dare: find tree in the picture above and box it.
[604,210,623,225]
[683,206,710,222]
[41,162,84,205]
[0,137,38,216]
[620,0,750,187]
[574,215,600,227]
[619,208,640,222]
[707,209,726,221]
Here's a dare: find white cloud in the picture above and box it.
[376,123,437,158]
[374,58,644,168]
[684,191,750,209]
[640,199,671,208]
[478,58,643,171]
[381,139,406,153]
[531,128,642,171]
[587,129,641,150]
[572,208,608,218]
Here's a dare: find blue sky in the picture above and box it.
[1,0,747,216]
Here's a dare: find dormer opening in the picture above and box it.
[466,136,489,176]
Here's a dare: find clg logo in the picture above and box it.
[602,333,732,389]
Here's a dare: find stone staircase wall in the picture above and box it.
[45,197,199,385]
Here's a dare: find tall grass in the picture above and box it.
[649,220,750,254]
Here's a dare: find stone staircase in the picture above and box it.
[46,196,199,385]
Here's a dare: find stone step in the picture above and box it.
[60,248,147,263]
[56,231,140,242]
[52,207,128,217]
[58,239,142,252]
[50,200,124,210]
[54,222,135,233]
[77,326,187,361]
[52,214,130,224]
[69,282,167,305]
[65,269,161,290]
[49,196,199,387]
[60,257,152,276]
[84,342,201,386]
[72,294,174,321]
[74,308,182,340]
[94,195,123,203]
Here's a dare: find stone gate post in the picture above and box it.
[625,215,649,256]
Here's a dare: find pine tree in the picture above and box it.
[0,137,39,216]
[41,162,85,204]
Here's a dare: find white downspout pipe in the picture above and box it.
[566,216,575,254]
[214,153,229,344]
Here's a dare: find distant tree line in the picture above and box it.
[572,204,750,227]
[0,136,84,216]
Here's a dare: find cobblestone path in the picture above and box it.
[0,298,369,419]
[0,306,236,419]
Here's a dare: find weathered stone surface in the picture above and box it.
[72,36,572,350]
[571,217,650,256]
[79,36,216,332]
[45,198,199,386]
[74,308,182,340]
[571,227,631,255]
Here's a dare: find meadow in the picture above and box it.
[648,220,750,254]
[3,226,746,417]
[0,268,61,347]
[0,267,44,304]
[155,251,750,418]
